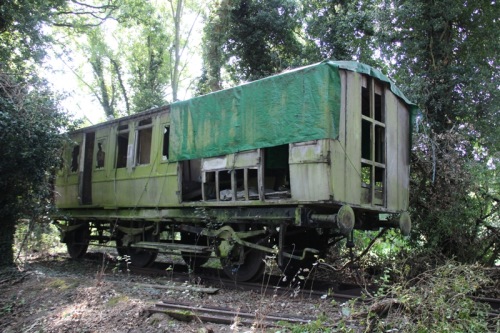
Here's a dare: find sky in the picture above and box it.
[46,53,104,125]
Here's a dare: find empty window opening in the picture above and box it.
[374,166,385,205]
[136,118,152,165]
[182,159,202,201]
[162,126,170,161]
[375,93,384,122]
[71,145,80,172]
[375,125,385,163]
[218,169,236,200]
[264,144,290,199]
[186,146,291,203]
[361,119,371,160]
[362,86,370,117]
[202,167,262,202]
[116,128,129,168]
[361,163,371,188]
[82,132,95,205]
[96,139,106,168]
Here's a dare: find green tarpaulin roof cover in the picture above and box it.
[170,60,417,162]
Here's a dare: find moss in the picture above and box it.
[46,278,79,291]
[164,310,194,322]
[106,295,129,307]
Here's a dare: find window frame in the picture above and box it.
[115,124,130,169]
[361,77,386,206]
[134,118,153,166]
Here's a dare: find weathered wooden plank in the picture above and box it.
[344,71,362,205]
[385,90,398,211]
[330,70,347,201]
[397,100,410,210]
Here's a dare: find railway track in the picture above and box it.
[148,301,318,328]
[127,261,365,303]
[82,252,500,328]
[102,255,500,310]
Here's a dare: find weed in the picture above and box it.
[1,302,14,315]
[358,262,495,332]
[112,255,131,275]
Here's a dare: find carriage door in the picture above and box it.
[81,132,95,205]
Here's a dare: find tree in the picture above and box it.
[59,0,206,115]
[0,74,70,267]
[200,0,305,92]
[0,0,117,266]
[0,0,66,72]
[378,0,499,264]
[301,0,380,66]
[378,0,499,138]
[83,27,124,117]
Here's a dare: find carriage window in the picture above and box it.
[162,125,170,161]
[136,118,152,165]
[96,138,106,169]
[361,78,386,206]
[70,145,80,172]
[116,126,129,168]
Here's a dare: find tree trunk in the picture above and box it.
[0,214,16,267]
[170,0,183,102]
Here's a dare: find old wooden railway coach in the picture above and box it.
[54,61,417,281]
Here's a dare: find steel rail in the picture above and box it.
[149,301,317,327]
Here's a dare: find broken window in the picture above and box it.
[116,125,129,168]
[70,145,80,172]
[361,78,386,206]
[162,125,170,161]
[136,118,152,165]
[195,146,290,203]
[96,138,106,169]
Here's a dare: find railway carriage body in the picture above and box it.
[54,61,417,281]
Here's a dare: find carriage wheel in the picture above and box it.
[66,222,90,259]
[115,228,158,268]
[221,243,266,282]
[181,232,211,270]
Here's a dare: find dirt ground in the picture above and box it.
[0,252,345,333]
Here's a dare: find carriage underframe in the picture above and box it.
[55,204,408,281]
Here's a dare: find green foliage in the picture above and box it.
[377,0,499,264]
[57,0,162,116]
[365,262,495,332]
[0,73,71,266]
[409,129,499,264]
[0,0,75,267]
[378,0,499,143]
[200,0,306,90]
[301,0,380,67]
[14,220,64,258]
[60,0,205,115]
[0,0,67,71]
